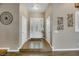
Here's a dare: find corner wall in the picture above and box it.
[19,4,29,49]
[45,4,53,46]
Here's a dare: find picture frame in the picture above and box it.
[67,13,73,27]
[57,17,64,30]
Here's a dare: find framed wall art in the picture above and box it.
[57,17,64,31]
[0,11,13,25]
[67,13,73,27]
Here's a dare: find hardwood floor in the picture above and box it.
[21,38,52,51]
[5,51,79,56]
[20,50,53,56]
[19,38,52,56]
[5,50,79,56]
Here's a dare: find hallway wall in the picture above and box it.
[19,4,29,49]
[0,4,19,50]
[52,3,79,50]
[45,4,53,46]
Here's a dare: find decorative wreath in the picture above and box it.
[0,12,13,25]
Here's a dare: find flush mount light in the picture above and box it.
[32,4,40,10]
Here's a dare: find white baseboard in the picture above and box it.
[1,48,79,52]
[0,48,19,52]
[8,50,19,52]
[0,48,9,50]
[53,48,79,51]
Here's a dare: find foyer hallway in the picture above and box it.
[20,38,52,56]
[18,3,53,56]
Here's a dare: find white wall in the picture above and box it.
[45,4,53,46]
[46,16,51,45]
[22,16,28,45]
[30,18,44,38]
[52,3,79,50]
[19,4,29,49]
[0,4,19,50]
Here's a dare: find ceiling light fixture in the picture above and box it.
[32,4,39,10]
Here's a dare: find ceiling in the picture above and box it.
[26,3,48,13]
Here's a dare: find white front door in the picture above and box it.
[30,18,44,38]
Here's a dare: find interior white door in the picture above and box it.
[46,16,51,44]
[22,16,28,44]
[30,18,44,38]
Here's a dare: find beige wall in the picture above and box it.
[30,13,44,18]
[19,4,29,48]
[45,4,53,46]
[0,4,19,50]
[52,3,79,50]
[45,4,52,18]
